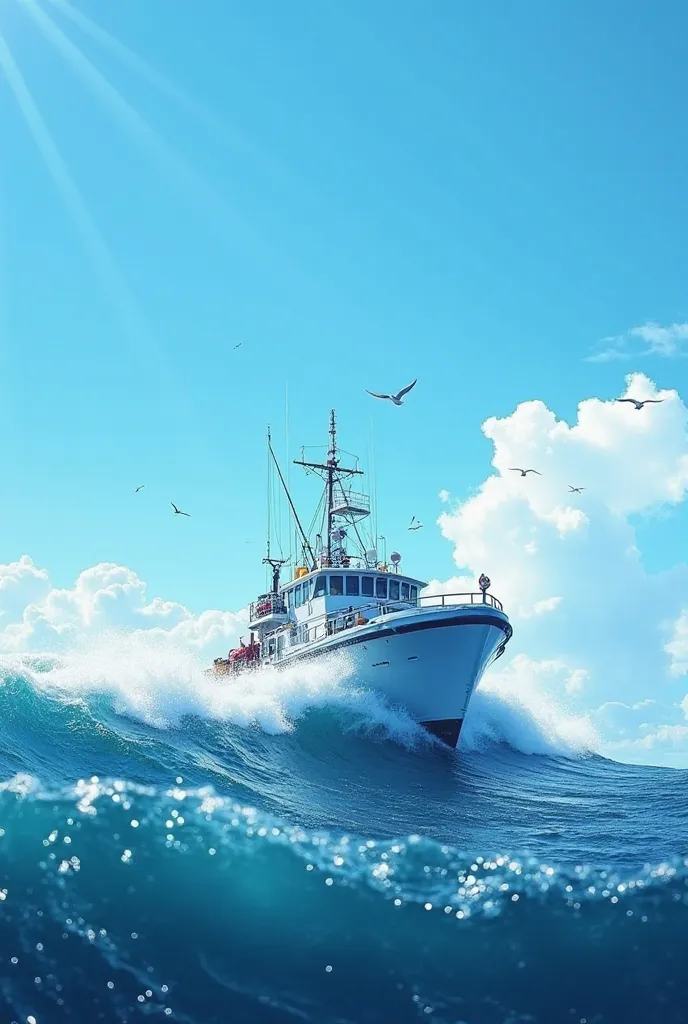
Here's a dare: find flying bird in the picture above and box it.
[134,485,145,493]
[408,516,423,531]
[171,502,190,517]
[616,398,664,410]
[233,342,242,350]
[366,378,417,406]
[568,485,585,494]
[509,468,541,477]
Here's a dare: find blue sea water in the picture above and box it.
[0,642,687,1024]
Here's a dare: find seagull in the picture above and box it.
[233,342,242,350]
[408,516,423,531]
[366,378,417,406]
[134,485,145,493]
[509,467,541,477]
[616,398,664,411]
[171,502,190,517]
[568,485,585,494]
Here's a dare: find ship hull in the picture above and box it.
[276,606,512,748]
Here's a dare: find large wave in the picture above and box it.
[0,632,598,759]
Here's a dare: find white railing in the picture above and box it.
[260,591,505,661]
[249,594,287,621]
[416,591,504,611]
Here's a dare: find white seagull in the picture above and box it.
[509,467,541,477]
[408,516,423,531]
[616,398,663,411]
[171,502,191,517]
[366,378,417,406]
[568,485,585,494]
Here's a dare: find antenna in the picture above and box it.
[294,409,364,566]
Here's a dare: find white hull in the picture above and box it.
[276,604,511,747]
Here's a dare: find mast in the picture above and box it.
[294,409,363,565]
[264,426,287,592]
[326,410,336,565]
[267,427,317,570]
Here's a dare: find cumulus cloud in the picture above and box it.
[436,372,688,765]
[587,321,688,363]
[0,557,247,656]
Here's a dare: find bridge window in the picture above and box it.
[376,577,387,599]
[345,575,360,596]
[401,582,410,600]
[302,578,311,602]
[330,575,344,596]
[389,579,400,601]
[361,576,374,597]
[410,585,418,602]
[294,583,302,607]
[313,574,327,598]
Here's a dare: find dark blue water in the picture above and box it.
[1,649,687,1024]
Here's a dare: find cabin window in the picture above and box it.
[410,585,418,602]
[313,574,327,598]
[401,582,410,600]
[361,576,374,597]
[302,578,311,602]
[330,575,344,596]
[389,579,400,601]
[376,577,387,599]
[346,575,360,596]
[294,583,302,607]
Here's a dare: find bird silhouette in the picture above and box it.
[509,467,541,477]
[408,516,423,531]
[134,485,145,493]
[171,502,190,517]
[366,379,417,406]
[233,342,242,350]
[616,398,663,410]
[568,485,585,494]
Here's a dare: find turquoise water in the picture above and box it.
[0,649,686,1023]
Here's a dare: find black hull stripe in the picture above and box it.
[281,613,512,667]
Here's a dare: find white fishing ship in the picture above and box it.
[210,412,512,748]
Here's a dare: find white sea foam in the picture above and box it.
[3,634,599,757]
[461,655,600,757]
[8,631,421,744]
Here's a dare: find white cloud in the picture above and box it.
[436,372,688,764]
[665,609,688,677]
[587,321,688,362]
[0,557,247,657]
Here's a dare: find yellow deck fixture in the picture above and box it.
[295,566,309,580]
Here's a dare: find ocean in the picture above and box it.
[1,640,687,1024]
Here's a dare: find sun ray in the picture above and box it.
[45,0,320,207]
[21,0,277,270]
[0,27,184,402]
[45,0,248,150]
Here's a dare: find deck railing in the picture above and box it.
[416,591,504,612]
[249,593,287,622]
[260,590,505,659]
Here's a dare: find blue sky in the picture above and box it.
[3,0,688,767]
